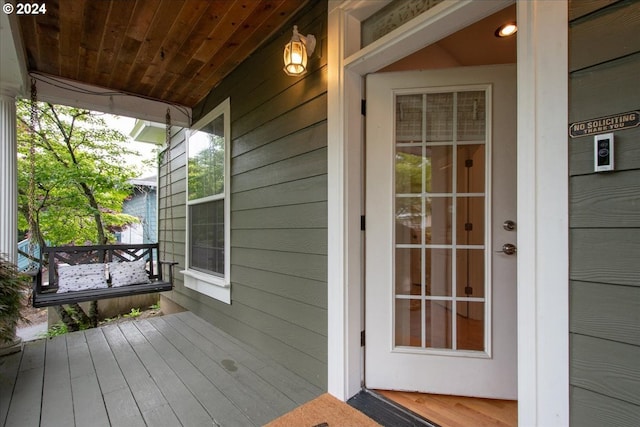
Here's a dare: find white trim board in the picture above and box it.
[31,74,191,127]
[0,12,29,97]
[327,1,569,425]
[516,2,569,425]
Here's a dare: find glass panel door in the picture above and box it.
[394,89,488,353]
[366,65,516,398]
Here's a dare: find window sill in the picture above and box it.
[181,269,230,304]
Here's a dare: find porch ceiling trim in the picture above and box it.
[2,11,191,127]
[0,12,28,96]
[31,73,191,127]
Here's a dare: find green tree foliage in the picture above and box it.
[16,101,143,246]
[395,149,431,231]
[187,123,225,200]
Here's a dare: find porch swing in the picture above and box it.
[29,81,177,308]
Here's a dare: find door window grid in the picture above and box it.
[394,89,488,352]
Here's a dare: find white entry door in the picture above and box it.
[365,65,517,399]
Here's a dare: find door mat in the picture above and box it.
[264,393,381,427]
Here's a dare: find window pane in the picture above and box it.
[395,145,422,194]
[426,146,453,193]
[457,91,485,141]
[456,249,485,298]
[395,248,421,296]
[426,93,453,142]
[457,144,485,193]
[456,197,484,245]
[425,300,452,349]
[188,114,225,200]
[395,298,421,347]
[425,248,452,296]
[362,0,444,47]
[395,197,421,245]
[457,302,485,351]
[425,197,452,244]
[396,95,423,143]
[189,200,224,276]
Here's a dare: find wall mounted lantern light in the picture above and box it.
[283,25,316,76]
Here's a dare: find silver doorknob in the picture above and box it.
[496,243,517,255]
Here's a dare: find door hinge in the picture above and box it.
[361,330,365,347]
[361,99,366,116]
[360,215,366,231]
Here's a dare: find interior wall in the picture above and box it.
[380,4,516,72]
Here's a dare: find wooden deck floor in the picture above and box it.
[0,312,323,427]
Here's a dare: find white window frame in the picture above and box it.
[182,98,231,304]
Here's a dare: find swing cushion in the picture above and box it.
[57,263,109,293]
[109,259,151,287]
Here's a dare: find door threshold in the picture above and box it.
[377,390,518,427]
[348,389,439,427]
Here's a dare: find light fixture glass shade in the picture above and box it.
[283,38,308,76]
[495,23,517,38]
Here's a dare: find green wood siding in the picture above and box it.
[572,387,640,427]
[570,0,640,72]
[571,281,640,346]
[569,0,623,21]
[569,0,640,424]
[158,128,187,269]
[570,170,640,227]
[159,0,328,389]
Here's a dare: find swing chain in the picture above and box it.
[27,79,40,270]
[165,108,171,149]
[163,108,176,262]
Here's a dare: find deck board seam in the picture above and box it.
[117,321,213,425]
[2,312,324,427]
[101,323,182,425]
[133,318,258,426]
[170,312,324,403]
[151,315,279,425]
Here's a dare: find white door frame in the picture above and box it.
[327,1,569,426]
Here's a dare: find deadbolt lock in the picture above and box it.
[503,220,516,231]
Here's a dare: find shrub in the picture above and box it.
[0,254,28,343]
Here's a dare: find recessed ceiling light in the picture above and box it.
[495,23,517,38]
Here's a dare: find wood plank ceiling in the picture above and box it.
[18,0,306,108]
